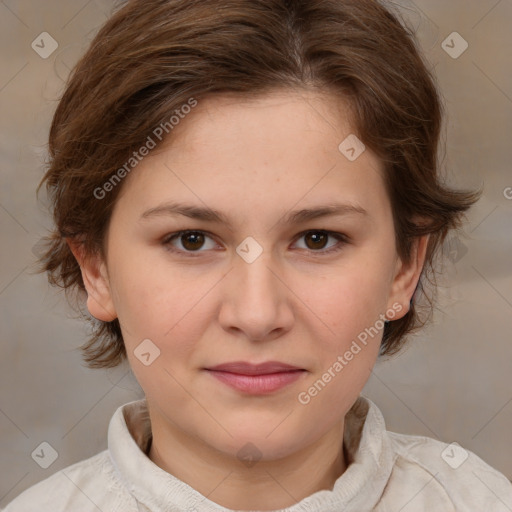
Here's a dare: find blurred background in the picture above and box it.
[1,0,511,504]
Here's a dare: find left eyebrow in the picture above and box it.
[281,203,368,225]
[140,201,368,229]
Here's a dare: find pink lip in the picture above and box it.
[204,361,306,394]
[206,361,303,375]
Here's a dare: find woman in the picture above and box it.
[5,0,511,510]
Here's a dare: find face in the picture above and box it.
[80,89,424,462]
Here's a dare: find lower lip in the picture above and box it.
[205,370,305,394]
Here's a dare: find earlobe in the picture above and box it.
[66,239,117,322]
[387,234,430,320]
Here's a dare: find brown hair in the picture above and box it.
[37,0,480,368]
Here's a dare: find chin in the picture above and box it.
[210,420,308,460]
[214,435,303,464]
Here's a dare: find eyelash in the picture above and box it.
[161,229,349,257]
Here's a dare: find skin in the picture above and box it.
[70,89,428,510]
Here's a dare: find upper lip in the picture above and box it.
[205,361,304,375]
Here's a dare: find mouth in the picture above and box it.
[203,361,307,394]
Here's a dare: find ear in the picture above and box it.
[66,239,117,322]
[386,234,430,320]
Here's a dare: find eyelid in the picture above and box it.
[162,229,349,256]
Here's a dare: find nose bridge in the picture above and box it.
[219,238,293,339]
[234,239,281,304]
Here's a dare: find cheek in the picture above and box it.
[108,248,214,363]
[115,267,205,403]
[301,257,393,340]
[106,247,174,348]
[292,266,387,422]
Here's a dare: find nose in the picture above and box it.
[218,244,294,342]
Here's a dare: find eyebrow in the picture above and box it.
[140,201,368,228]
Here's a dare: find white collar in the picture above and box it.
[108,395,395,511]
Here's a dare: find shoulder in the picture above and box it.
[385,431,512,511]
[2,450,134,512]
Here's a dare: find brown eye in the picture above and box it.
[303,231,329,250]
[180,231,205,251]
[163,230,217,254]
[294,230,348,255]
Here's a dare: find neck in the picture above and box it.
[148,414,347,510]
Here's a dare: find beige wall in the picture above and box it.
[1,0,511,504]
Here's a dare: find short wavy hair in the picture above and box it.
[37,0,480,368]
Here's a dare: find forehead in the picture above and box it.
[114,89,389,227]
[164,89,358,157]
